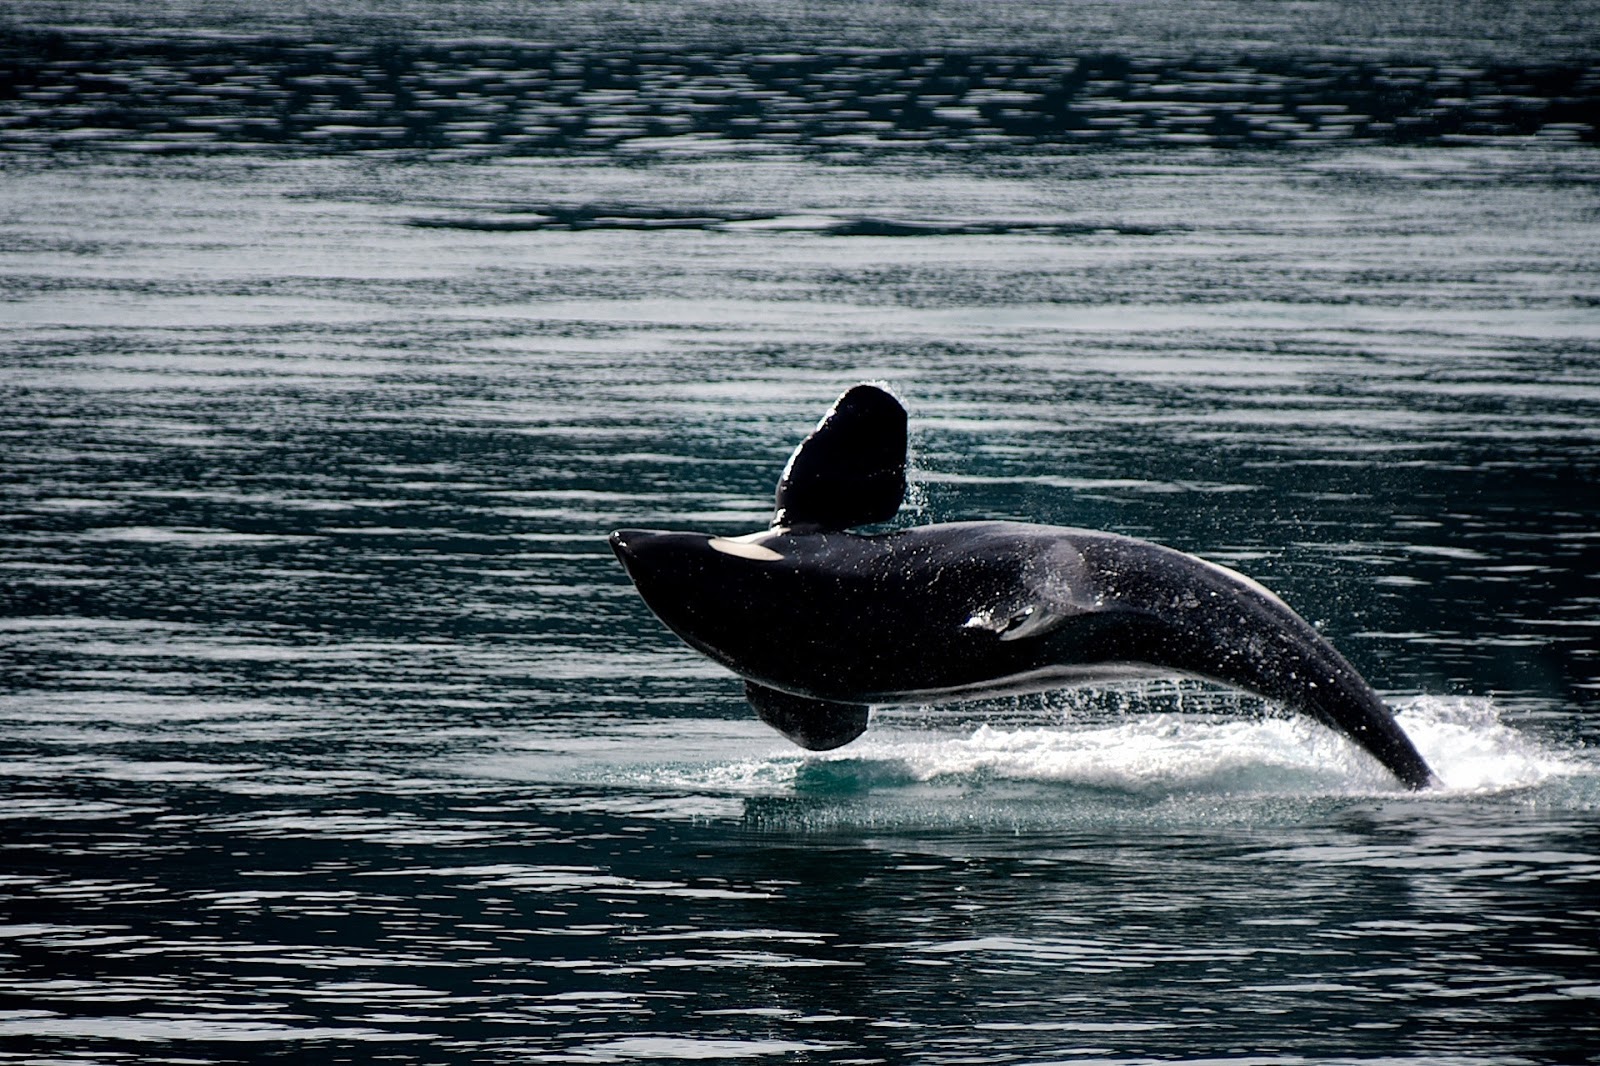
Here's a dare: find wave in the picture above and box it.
[810,695,1583,796]
[3,31,1595,156]
[483,693,1594,830]
[409,207,1170,237]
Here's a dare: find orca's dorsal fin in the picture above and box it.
[772,383,907,531]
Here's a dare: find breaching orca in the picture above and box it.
[610,384,1437,790]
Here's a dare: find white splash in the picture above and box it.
[453,693,1591,811]
[804,694,1589,798]
[1392,695,1586,793]
[825,713,1393,795]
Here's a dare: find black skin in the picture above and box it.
[610,521,1439,790]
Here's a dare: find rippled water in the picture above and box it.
[3,2,1600,1063]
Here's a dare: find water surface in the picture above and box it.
[2,3,1599,1063]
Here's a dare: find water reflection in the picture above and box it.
[3,766,1594,1061]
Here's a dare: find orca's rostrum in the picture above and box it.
[610,384,1438,789]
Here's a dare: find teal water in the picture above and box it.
[2,4,1600,1063]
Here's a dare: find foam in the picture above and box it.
[1392,695,1586,793]
[826,715,1384,796]
[608,694,1592,809]
[450,693,1593,827]
[814,695,1588,798]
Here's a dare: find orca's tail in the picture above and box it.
[1082,537,1440,790]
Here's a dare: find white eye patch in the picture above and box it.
[708,537,784,562]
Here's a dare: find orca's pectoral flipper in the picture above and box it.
[773,383,906,531]
[745,680,870,751]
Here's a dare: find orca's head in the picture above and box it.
[609,383,910,692]
[609,528,795,670]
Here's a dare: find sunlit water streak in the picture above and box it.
[2,3,1600,1063]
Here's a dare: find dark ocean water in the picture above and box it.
[2,2,1600,1063]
